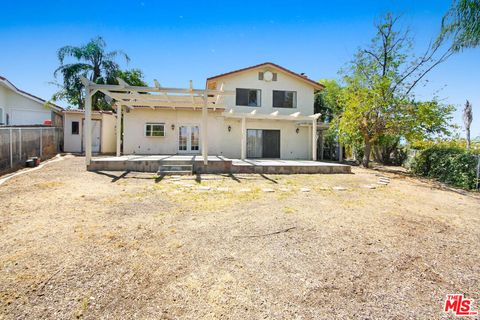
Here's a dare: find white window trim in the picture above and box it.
[236,88,262,107]
[71,120,80,135]
[272,90,297,109]
[145,122,166,137]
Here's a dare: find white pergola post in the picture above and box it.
[312,118,317,161]
[84,88,92,165]
[202,93,208,165]
[241,117,246,160]
[116,105,122,157]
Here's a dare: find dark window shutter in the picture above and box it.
[272,73,277,81]
[258,72,264,80]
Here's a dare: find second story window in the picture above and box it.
[236,88,261,107]
[273,90,297,108]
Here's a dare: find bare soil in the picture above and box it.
[0,156,479,319]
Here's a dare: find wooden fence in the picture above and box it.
[0,126,63,175]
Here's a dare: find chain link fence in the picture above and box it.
[0,127,63,175]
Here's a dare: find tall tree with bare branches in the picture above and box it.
[463,100,473,149]
[336,13,455,167]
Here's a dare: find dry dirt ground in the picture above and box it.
[0,156,479,319]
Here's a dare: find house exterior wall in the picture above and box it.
[121,66,317,160]
[212,68,315,115]
[63,112,116,154]
[0,84,51,125]
[123,108,224,155]
[123,108,311,160]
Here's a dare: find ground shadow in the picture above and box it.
[259,174,278,184]
[155,174,166,183]
[93,170,130,182]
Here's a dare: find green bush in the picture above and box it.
[410,146,479,190]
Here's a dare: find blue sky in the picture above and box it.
[0,0,478,137]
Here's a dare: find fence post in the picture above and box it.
[19,128,22,162]
[39,127,43,158]
[476,155,480,190]
[9,128,13,168]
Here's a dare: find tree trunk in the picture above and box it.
[466,127,471,150]
[373,145,382,163]
[362,141,372,168]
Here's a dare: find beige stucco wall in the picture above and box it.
[121,67,316,159]
[0,83,51,125]
[63,112,116,154]
[123,108,311,159]
[213,68,315,116]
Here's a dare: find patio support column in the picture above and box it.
[116,105,122,157]
[312,118,317,161]
[85,87,92,165]
[202,93,208,165]
[241,116,246,160]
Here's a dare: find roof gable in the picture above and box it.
[0,75,63,111]
[206,62,325,90]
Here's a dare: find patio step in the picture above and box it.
[157,164,193,175]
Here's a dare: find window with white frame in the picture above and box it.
[236,88,261,107]
[145,123,165,137]
[273,90,297,108]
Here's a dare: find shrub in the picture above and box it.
[410,146,479,190]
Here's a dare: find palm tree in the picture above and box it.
[53,36,130,110]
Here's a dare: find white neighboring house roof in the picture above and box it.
[0,75,63,112]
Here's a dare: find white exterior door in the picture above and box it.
[178,125,200,154]
[82,119,101,153]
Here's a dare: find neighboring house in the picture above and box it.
[122,62,324,160]
[63,109,116,154]
[0,75,62,126]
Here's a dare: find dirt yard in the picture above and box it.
[0,156,479,319]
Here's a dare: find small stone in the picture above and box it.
[333,186,347,191]
[262,188,275,193]
[181,183,194,188]
[377,181,389,185]
[198,186,211,191]
[363,185,376,189]
[300,188,311,192]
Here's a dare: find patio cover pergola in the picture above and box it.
[80,77,235,166]
[80,77,321,166]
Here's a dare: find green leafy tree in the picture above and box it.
[314,79,344,123]
[52,36,130,110]
[336,13,455,167]
[439,0,480,51]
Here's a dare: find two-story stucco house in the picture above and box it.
[121,62,324,160]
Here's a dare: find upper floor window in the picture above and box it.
[0,107,3,125]
[273,90,297,108]
[236,88,261,107]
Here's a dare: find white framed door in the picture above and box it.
[82,119,101,153]
[178,125,200,154]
